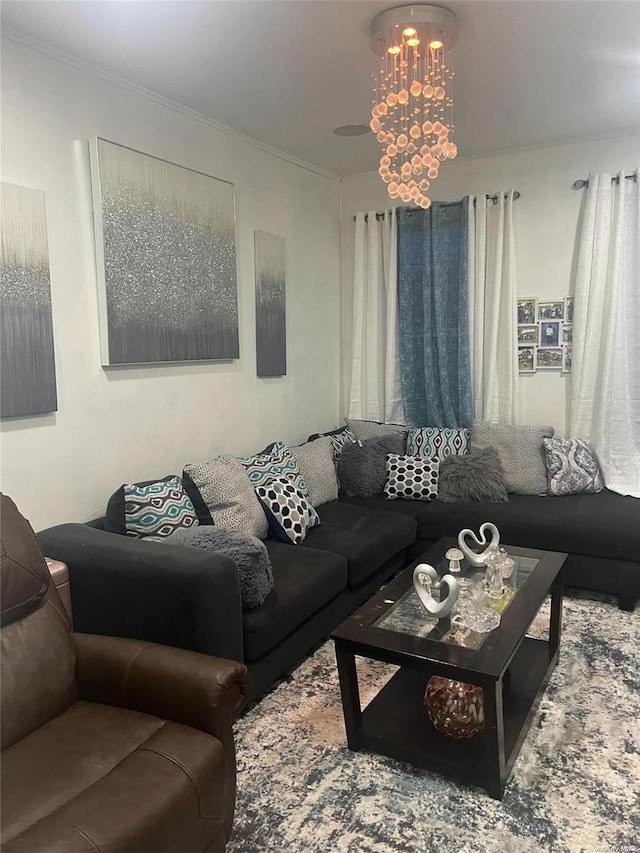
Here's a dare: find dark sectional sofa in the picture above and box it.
[37,484,639,702]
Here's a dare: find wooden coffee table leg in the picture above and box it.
[481,676,506,799]
[334,641,363,749]
[549,571,563,658]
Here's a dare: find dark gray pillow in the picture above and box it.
[168,526,274,610]
[338,434,405,498]
[438,446,509,503]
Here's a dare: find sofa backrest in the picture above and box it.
[1,494,77,750]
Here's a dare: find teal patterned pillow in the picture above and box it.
[384,455,439,501]
[407,427,470,461]
[238,441,308,495]
[543,438,604,495]
[124,476,198,538]
[255,476,320,545]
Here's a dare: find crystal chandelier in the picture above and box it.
[369,5,458,209]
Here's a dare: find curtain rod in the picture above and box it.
[572,174,637,190]
[353,191,520,222]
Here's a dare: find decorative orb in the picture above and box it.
[422,154,431,166]
[410,124,421,140]
[378,102,388,115]
[387,143,398,156]
[406,141,417,154]
[424,677,485,739]
[386,132,395,143]
[419,178,430,191]
[398,89,409,105]
[439,124,449,137]
[388,186,400,199]
[435,86,445,100]
[428,167,439,179]
[397,134,408,149]
[413,163,423,175]
[411,153,422,167]
[410,81,422,98]
[417,195,431,209]
[370,118,381,132]
[431,144,443,157]
[432,121,443,135]
[398,182,408,194]
[447,142,458,158]
[380,155,391,167]
[422,120,434,134]
[409,185,420,199]
[386,92,398,106]
[381,173,392,183]
[376,131,386,143]
[423,84,434,98]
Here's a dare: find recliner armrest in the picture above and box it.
[74,633,249,734]
[36,524,244,663]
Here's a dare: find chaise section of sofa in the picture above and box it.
[342,490,639,610]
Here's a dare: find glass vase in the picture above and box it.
[424,676,485,739]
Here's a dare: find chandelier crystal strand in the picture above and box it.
[370,5,458,209]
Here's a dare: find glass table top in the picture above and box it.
[373,550,539,651]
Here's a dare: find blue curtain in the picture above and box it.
[397,201,473,428]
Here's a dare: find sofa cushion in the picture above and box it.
[291,437,338,507]
[1,700,226,850]
[438,446,509,503]
[105,475,180,536]
[407,426,471,460]
[346,418,408,448]
[337,434,405,498]
[471,420,554,495]
[543,438,604,495]
[168,526,274,610]
[340,491,637,564]
[384,454,439,501]
[308,426,358,461]
[242,542,347,661]
[238,441,308,495]
[302,500,417,587]
[183,455,269,540]
[256,477,320,545]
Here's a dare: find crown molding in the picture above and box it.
[344,127,640,181]
[2,27,341,183]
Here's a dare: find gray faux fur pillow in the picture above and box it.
[169,526,274,610]
[437,446,509,503]
[338,434,405,497]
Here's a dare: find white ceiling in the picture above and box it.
[2,0,639,176]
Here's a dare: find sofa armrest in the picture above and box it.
[36,524,244,664]
[74,633,249,733]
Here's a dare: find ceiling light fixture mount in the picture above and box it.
[369,4,458,208]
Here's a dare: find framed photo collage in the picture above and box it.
[517,296,573,374]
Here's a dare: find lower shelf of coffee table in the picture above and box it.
[356,636,555,790]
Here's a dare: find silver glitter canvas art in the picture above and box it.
[254,230,286,377]
[90,139,239,365]
[0,183,58,418]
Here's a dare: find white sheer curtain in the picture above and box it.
[468,191,519,424]
[569,170,640,497]
[349,209,404,423]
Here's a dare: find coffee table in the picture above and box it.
[331,537,566,799]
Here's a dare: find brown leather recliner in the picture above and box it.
[0,494,249,852]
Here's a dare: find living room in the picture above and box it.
[1,1,639,851]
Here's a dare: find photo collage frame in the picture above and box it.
[517,296,572,374]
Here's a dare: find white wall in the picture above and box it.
[0,39,342,529]
[340,133,640,434]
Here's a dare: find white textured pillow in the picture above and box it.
[183,455,268,539]
[471,420,554,495]
[291,438,338,507]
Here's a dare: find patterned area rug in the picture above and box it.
[228,595,639,853]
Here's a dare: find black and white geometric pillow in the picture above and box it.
[255,476,320,545]
[543,438,604,495]
[407,427,470,460]
[384,454,440,501]
[124,476,198,538]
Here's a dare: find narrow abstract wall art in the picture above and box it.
[0,183,57,418]
[254,230,286,377]
[90,138,239,365]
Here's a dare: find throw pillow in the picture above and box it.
[291,437,338,507]
[105,474,177,535]
[471,420,554,495]
[543,438,604,496]
[345,418,408,449]
[238,441,308,495]
[337,434,405,498]
[407,426,470,461]
[183,455,269,540]
[255,476,320,545]
[438,446,509,503]
[168,527,274,610]
[123,476,198,538]
[384,455,439,501]
[308,426,358,460]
